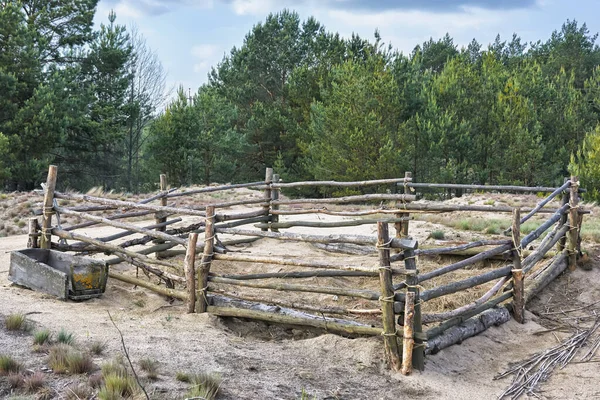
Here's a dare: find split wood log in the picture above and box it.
[253,217,410,230]
[108,271,188,300]
[568,176,579,270]
[197,206,215,312]
[272,194,416,206]
[425,307,512,355]
[207,296,384,337]
[407,182,560,193]
[212,253,405,274]
[208,276,382,300]
[27,218,40,249]
[390,239,512,262]
[524,252,568,303]
[54,191,207,217]
[419,265,513,302]
[272,177,412,189]
[401,291,415,375]
[504,180,570,235]
[262,168,273,232]
[425,291,513,339]
[403,245,424,370]
[221,270,380,280]
[215,227,417,249]
[165,181,266,198]
[209,288,380,316]
[40,165,58,249]
[377,222,402,371]
[270,173,280,233]
[184,233,198,313]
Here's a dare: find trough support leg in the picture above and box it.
[28,218,40,249]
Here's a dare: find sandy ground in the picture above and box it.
[1,208,600,399]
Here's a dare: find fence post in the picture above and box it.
[557,177,570,252]
[511,208,525,324]
[401,291,415,375]
[40,165,58,250]
[568,176,579,271]
[395,172,411,242]
[154,174,168,259]
[197,206,215,312]
[404,244,424,370]
[271,173,280,233]
[27,218,40,249]
[184,233,199,313]
[262,168,273,232]
[377,222,402,371]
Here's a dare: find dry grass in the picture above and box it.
[139,357,159,380]
[7,372,24,388]
[48,344,93,374]
[65,382,93,400]
[98,359,138,400]
[33,329,51,345]
[0,354,22,375]
[23,371,46,392]
[186,372,222,400]
[5,313,26,331]
[89,340,107,355]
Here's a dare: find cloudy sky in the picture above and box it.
[94,0,600,93]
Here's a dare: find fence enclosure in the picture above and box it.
[27,165,586,374]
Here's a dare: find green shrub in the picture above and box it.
[430,230,445,240]
[33,329,51,345]
[57,328,75,345]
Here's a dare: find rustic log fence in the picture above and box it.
[27,165,586,374]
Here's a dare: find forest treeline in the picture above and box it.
[2,4,600,198]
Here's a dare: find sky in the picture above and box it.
[94,0,600,94]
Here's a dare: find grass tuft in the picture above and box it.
[89,340,107,355]
[186,372,222,400]
[33,329,51,345]
[24,371,46,393]
[5,313,26,331]
[176,371,191,383]
[429,230,445,240]
[139,357,159,380]
[48,344,70,374]
[7,372,24,388]
[0,354,22,375]
[66,350,94,374]
[57,328,75,345]
[65,383,93,400]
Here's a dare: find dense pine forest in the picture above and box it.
[2,3,600,198]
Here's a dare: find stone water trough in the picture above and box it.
[9,249,108,301]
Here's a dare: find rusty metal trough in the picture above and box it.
[9,249,108,300]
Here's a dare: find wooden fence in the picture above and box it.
[27,166,587,374]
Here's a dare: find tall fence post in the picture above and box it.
[262,168,273,232]
[27,218,40,249]
[404,243,424,370]
[401,291,415,375]
[271,173,280,233]
[184,232,199,313]
[557,177,570,252]
[395,172,411,244]
[154,174,168,259]
[40,165,58,249]
[511,208,525,324]
[197,206,215,313]
[377,222,402,371]
[568,176,579,271]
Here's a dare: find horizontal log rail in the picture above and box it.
[272,177,412,189]
[220,270,380,280]
[216,209,268,222]
[166,181,267,198]
[406,182,561,192]
[64,209,162,231]
[520,203,569,248]
[271,208,438,216]
[254,217,410,230]
[215,227,418,249]
[272,194,416,205]
[108,271,188,300]
[391,239,511,262]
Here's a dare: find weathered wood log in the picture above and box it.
[155,174,169,258]
[270,173,280,233]
[403,245,424,370]
[208,288,381,316]
[504,181,570,235]
[524,252,568,303]
[271,208,431,216]
[407,182,560,193]
[425,307,512,355]
[165,181,266,198]
[41,165,58,249]
[262,168,273,232]
[54,191,207,217]
[568,176,579,270]
[511,208,525,324]
[119,254,185,284]
[520,203,569,248]
[522,225,568,273]
[185,233,198,313]
[105,242,180,265]
[272,177,412,189]
[208,276,382,300]
[253,217,410,230]
[215,227,417,249]
[557,180,570,252]
[401,291,415,375]
[52,228,181,270]
[400,172,412,239]
[108,271,188,300]
[272,194,416,206]
[420,265,513,302]
[221,270,379,280]
[270,205,562,216]
[27,218,40,249]
[425,291,513,339]
[64,209,161,231]
[212,253,405,274]
[216,209,268,222]
[311,242,374,255]
[391,239,512,262]
[377,222,402,371]
[197,206,215,313]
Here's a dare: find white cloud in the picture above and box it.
[229,0,279,15]
[191,44,221,75]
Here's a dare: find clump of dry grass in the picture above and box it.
[139,357,159,380]
[0,354,22,375]
[185,372,222,400]
[5,313,26,331]
[7,372,24,388]
[33,329,51,345]
[98,359,138,400]
[23,371,46,392]
[65,382,93,400]
[89,340,107,355]
[48,344,94,374]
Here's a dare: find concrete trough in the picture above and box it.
[9,249,108,300]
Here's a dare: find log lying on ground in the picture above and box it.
[108,271,187,300]
[253,217,410,230]
[208,295,384,337]
[272,194,416,206]
[165,181,266,198]
[407,182,560,192]
[215,227,417,249]
[272,177,412,189]
[425,307,512,355]
[524,252,568,303]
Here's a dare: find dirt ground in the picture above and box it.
[1,193,600,399]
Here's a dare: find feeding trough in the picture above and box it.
[9,248,108,301]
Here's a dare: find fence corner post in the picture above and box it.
[40,165,58,250]
[377,221,402,371]
[568,176,579,271]
[394,172,412,247]
[197,206,215,313]
[511,208,525,324]
[404,242,424,371]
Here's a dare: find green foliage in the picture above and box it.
[33,329,51,345]
[186,372,222,400]
[571,123,600,201]
[57,328,75,345]
[0,355,23,375]
[430,230,445,240]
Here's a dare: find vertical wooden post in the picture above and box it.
[40,165,58,250]
[27,218,40,249]
[184,233,199,314]
[395,172,411,244]
[271,173,280,233]
[401,291,415,375]
[197,206,215,313]
[262,168,273,232]
[557,177,570,252]
[568,176,579,271]
[377,222,402,371]
[511,208,525,324]
[155,174,168,259]
[404,245,424,370]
